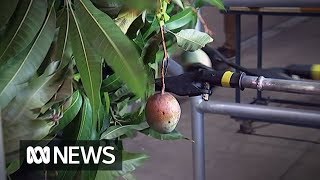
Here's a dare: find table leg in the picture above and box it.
[257,14,263,100]
[235,14,241,103]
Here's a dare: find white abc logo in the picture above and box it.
[26,146,51,164]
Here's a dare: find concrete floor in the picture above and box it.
[124,8,320,180]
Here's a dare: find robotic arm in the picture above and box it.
[155,65,320,97]
[155,66,243,97]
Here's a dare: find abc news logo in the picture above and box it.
[20,140,122,170]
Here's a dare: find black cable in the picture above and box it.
[202,46,260,76]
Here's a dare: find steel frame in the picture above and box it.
[189,8,320,180]
[167,57,320,180]
[225,9,320,105]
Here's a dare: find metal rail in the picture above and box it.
[191,97,205,180]
[191,94,320,180]
[191,14,206,180]
[197,101,320,129]
[241,75,320,95]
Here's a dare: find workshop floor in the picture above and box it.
[124,7,320,180]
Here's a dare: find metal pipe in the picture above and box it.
[191,11,206,180]
[257,15,263,99]
[235,14,241,103]
[191,96,205,180]
[241,75,320,95]
[197,101,320,129]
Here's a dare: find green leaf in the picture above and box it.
[115,9,142,34]
[123,173,137,180]
[121,151,149,175]
[95,151,149,180]
[172,0,184,9]
[141,128,188,140]
[0,2,56,109]
[174,29,213,51]
[73,73,81,82]
[75,0,148,98]
[76,96,93,140]
[133,31,145,49]
[6,159,21,175]
[100,122,149,140]
[91,0,123,18]
[56,7,72,69]
[39,65,74,114]
[195,0,225,10]
[70,5,103,133]
[0,0,19,28]
[142,17,160,40]
[165,8,196,31]
[0,0,47,64]
[62,95,94,148]
[3,61,68,162]
[2,61,67,123]
[204,0,225,10]
[116,97,130,117]
[81,170,97,180]
[101,74,122,92]
[110,85,131,101]
[104,92,110,116]
[50,91,83,135]
[54,74,74,103]
[126,14,145,39]
[57,170,78,180]
[141,34,160,65]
